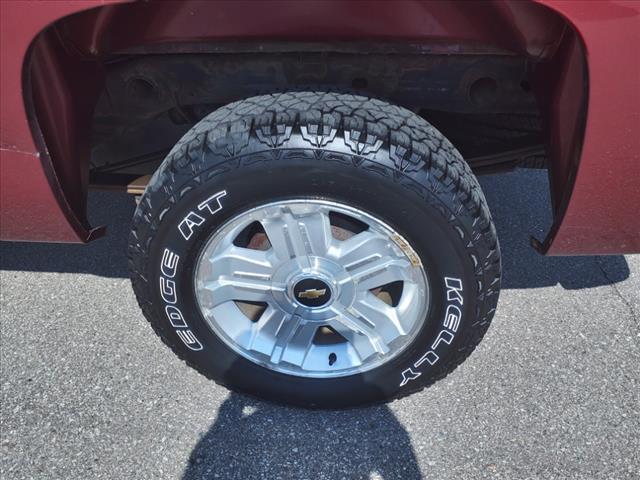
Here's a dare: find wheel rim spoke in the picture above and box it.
[352,292,406,340]
[199,276,275,307]
[260,207,332,261]
[277,320,318,367]
[268,314,297,364]
[333,231,393,266]
[294,208,333,257]
[348,256,412,292]
[330,304,390,359]
[260,212,305,261]
[205,244,274,279]
[246,305,288,353]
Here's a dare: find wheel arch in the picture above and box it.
[21,0,589,250]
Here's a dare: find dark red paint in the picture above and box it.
[536,0,640,254]
[0,0,638,253]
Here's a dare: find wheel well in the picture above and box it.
[89,48,545,181]
[23,0,586,244]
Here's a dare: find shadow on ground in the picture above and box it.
[479,171,630,289]
[181,393,420,480]
[0,169,630,288]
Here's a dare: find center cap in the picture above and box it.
[292,278,332,308]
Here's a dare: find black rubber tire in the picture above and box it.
[128,92,501,408]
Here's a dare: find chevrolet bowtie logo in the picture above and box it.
[297,288,327,299]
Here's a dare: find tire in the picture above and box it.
[128,92,501,408]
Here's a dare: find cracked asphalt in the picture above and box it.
[1,169,639,479]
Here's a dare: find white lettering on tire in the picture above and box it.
[178,190,227,240]
[159,277,177,304]
[161,191,227,351]
[158,249,203,351]
[160,248,179,278]
[400,276,464,387]
[178,213,205,241]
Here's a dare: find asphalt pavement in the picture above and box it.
[1,169,638,479]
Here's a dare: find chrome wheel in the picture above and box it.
[194,199,429,378]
